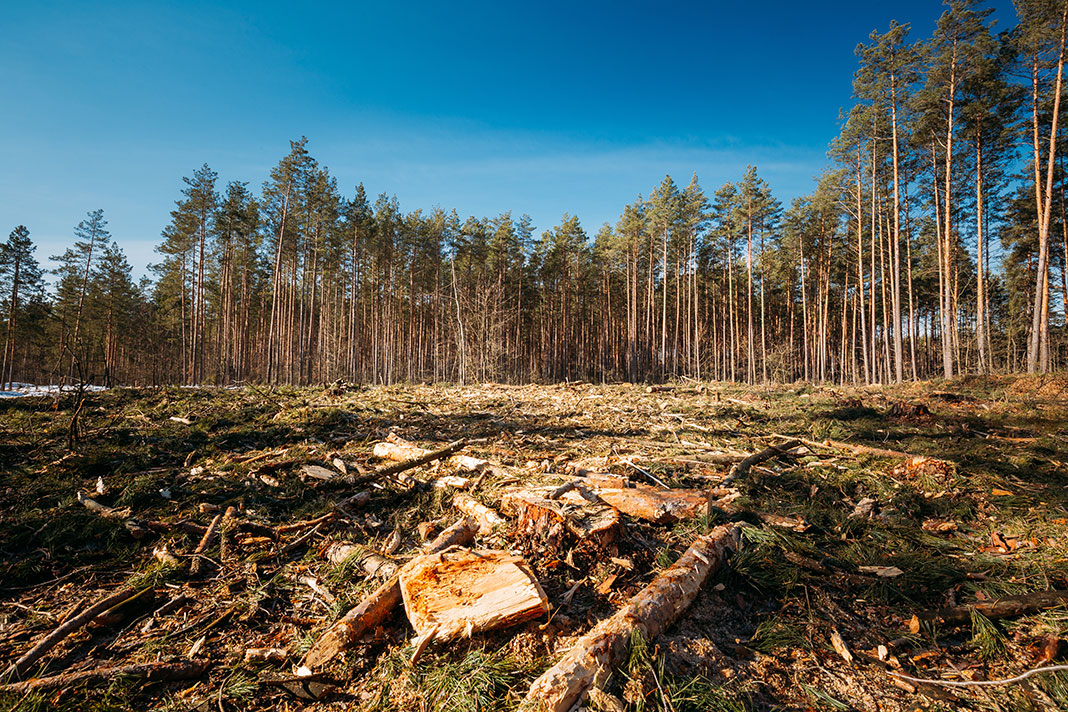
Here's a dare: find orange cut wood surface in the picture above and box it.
[398,549,549,642]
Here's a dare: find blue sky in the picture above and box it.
[1,0,1016,277]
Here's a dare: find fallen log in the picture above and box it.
[0,658,209,694]
[525,524,742,711]
[374,440,466,484]
[380,433,500,476]
[909,590,1068,634]
[587,486,710,524]
[374,437,427,462]
[4,585,144,680]
[324,542,398,578]
[774,433,932,462]
[76,491,130,520]
[453,494,506,535]
[723,440,801,484]
[300,516,478,670]
[398,549,549,643]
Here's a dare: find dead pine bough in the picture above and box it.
[526,524,743,711]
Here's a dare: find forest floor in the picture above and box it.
[2,376,1068,711]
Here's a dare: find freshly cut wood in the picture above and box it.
[0,659,209,694]
[589,486,710,524]
[501,490,618,548]
[374,439,466,484]
[374,439,428,462]
[525,524,742,712]
[909,590,1068,633]
[453,494,505,535]
[4,585,143,680]
[380,433,498,475]
[398,549,549,643]
[433,475,472,490]
[300,516,478,670]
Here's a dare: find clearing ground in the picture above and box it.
[1,376,1068,711]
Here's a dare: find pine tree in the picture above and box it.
[0,226,44,388]
[52,209,111,381]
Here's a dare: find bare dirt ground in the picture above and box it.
[2,376,1068,711]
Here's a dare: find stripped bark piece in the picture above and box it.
[453,494,505,535]
[398,549,549,643]
[501,490,618,547]
[0,659,209,694]
[301,464,338,482]
[245,648,288,664]
[909,590,1068,633]
[452,455,493,472]
[525,524,741,712]
[300,517,478,670]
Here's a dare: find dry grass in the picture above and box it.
[0,376,1066,710]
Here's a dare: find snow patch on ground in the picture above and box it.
[0,383,108,398]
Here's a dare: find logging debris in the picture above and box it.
[3,379,1067,711]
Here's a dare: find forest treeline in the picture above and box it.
[1,0,1067,387]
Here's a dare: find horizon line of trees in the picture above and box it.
[2,0,1066,388]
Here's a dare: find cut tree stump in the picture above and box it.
[398,549,549,643]
[300,516,478,670]
[525,524,742,712]
[909,590,1068,633]
[501,490,619,548]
